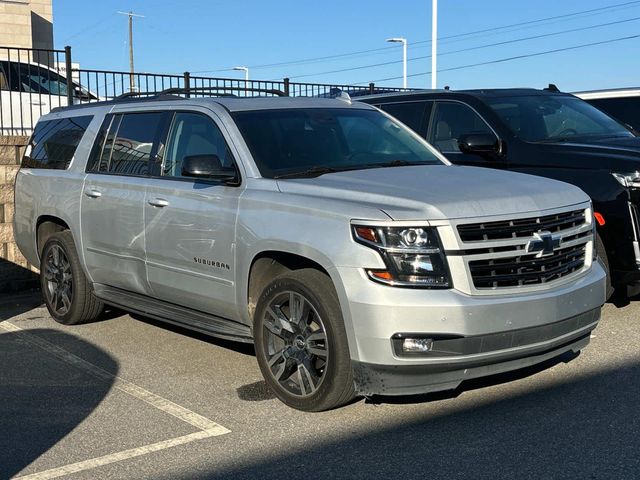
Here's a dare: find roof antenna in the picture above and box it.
[545,83,560,92]
[444,85,450,90]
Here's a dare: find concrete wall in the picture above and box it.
[0,0,53,51]
[0,135,38,292]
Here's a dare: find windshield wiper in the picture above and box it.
[274,166,342,179]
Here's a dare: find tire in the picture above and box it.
[253,268,355,411]
[40,231,104,325]
[595,232,613,300]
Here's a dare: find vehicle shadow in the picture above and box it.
[0,258,39,294]
[129,312,256,356]
[180,359,640,480]
[0,289,43,321]
[0,328,117,479]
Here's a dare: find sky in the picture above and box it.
[52,0,640,91]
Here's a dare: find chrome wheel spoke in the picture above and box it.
[289,292,309,326]
[295,362,317,396]
[265,306,294,338]
[262,290,329,398]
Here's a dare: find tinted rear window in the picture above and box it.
[22,115,93,169]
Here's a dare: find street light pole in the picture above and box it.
[117,11,144,92]
[431,0,438,89]
[233,66,249,81]
[386,37,407,89]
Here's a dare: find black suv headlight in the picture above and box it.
[352,225,451,288]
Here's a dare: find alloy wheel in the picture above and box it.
[44,244,73,316]
[262,291,328,397]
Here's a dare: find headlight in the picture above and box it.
[352,225,451,288]
[612,172,640,188]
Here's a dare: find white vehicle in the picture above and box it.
[0,59,97,134]
[574,87,640,132]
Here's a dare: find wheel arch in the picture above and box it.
[36,215,72,260]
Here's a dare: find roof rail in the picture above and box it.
[161,86,287,97]
[112,85,287,102]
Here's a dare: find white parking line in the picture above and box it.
[14,429,222,480]
[0,320,231,478]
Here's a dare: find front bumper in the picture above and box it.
[333,262,606,396]
[352,309,596,396]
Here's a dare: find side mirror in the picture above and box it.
[458,133,503,157]
[181,154,238,184]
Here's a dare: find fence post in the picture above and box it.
[369,82,375,94]
[183,71,191,97]
[65,46,74,106]
[283,77,290,96]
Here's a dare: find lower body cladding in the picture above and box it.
[334,262,606,397]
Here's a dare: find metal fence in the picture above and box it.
[0,46,409,134]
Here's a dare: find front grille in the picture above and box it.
[458,210,586,242]
[469,244,586,289]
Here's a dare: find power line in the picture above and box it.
[188,0,640,74]
[358,33,640,84]
[288,15,640,80]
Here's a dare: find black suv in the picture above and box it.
[359,88,640,297]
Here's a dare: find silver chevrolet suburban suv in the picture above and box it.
[13,90,606,411]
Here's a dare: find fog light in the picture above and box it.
[402,337,434,353]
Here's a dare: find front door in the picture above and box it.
[143,110,242,319]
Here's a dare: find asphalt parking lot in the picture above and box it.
[1,291,639,480]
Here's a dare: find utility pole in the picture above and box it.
[431,0,438,89]
[117,11,144,92]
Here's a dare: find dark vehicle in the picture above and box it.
[359,88,640,297]
[575,88,640,133]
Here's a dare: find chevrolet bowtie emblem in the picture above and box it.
[526,231,561,257]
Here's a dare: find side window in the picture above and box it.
[428,102,495,153]
[379,101,431,137]
[162,112,234,178]
[21,115,93,169]
[108,112,164,176]
[11,62,68,95]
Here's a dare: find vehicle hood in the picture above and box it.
[276,165,589,220]
[535,135,640,171]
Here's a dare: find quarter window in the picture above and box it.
[163,112,234,178]
[429,102,495,153]
[21,115,93,169]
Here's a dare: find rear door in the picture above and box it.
[81,111,165,294]
[143,109,242,319]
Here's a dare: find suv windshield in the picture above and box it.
[485,95,634,142]
[232,108,443,178]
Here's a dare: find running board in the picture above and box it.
[92,284,253,343]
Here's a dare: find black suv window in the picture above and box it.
[378,101,431,137]
[163,112,234,178]
[22,115,93,169]
[107,112,164,176]
[429,102,495,153]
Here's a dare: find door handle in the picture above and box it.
[84,189,102,198]
[148,198,169,208]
